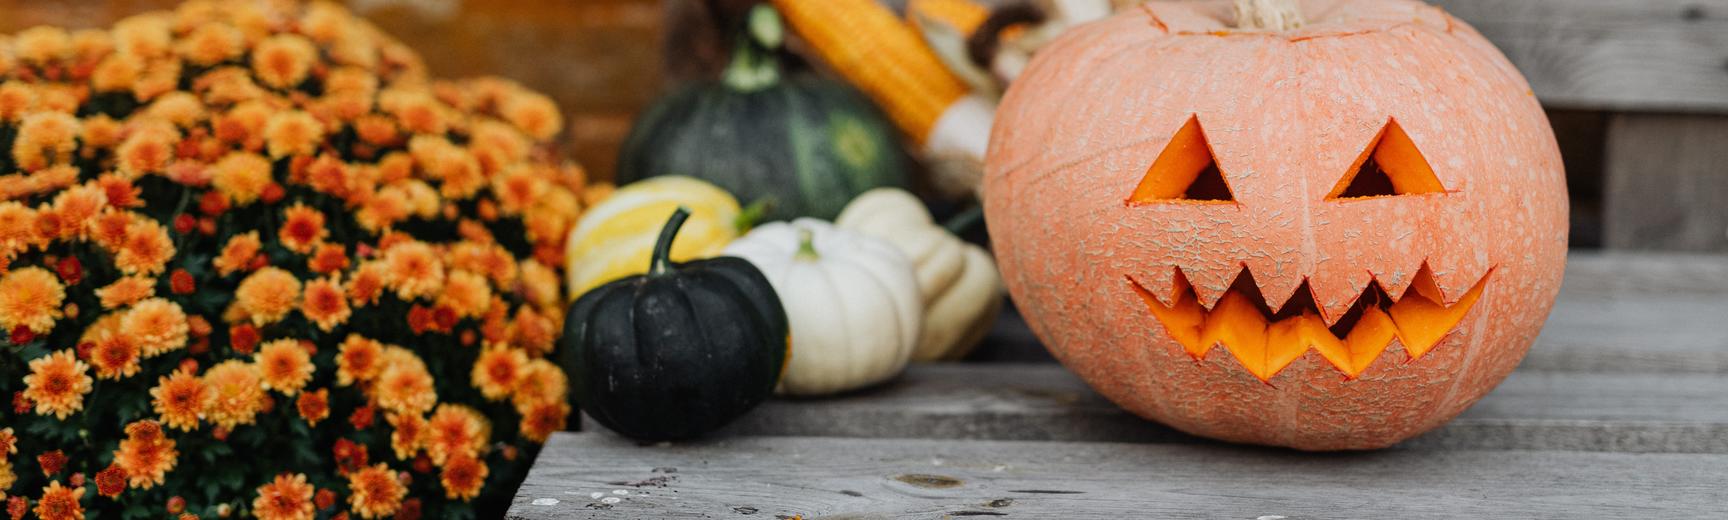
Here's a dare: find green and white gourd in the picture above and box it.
[724,219,921,396]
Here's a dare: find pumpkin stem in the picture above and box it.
[734,199,772,234]
[1233,0,1305,31]
[650,206,693,277]
[722,4,784,92]
[794,228,820,261]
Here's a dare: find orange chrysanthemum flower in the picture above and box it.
[150,368,209,431]
[122,297,189,357]
[440,454,488,501]
[85,314,142,379]
[387,412,425,460]
[490,165,547,216]
[143,92,207,129]
[0,426,15,455]
[115,124,179,176]
[235,267,301,324]
[424,404,488,466]
[33,480,84,520]
[278,203,328,254]
[212,152,273,205]
[373,348,435,415]
[263,110,323,158]
[50,184,108,239]
[95,275,154,309]
[0,459,15,494]
[114,420,178,489]
[520,401,569,443]
[90,209,133,250]
[346,261,386,307]
[178,22,243,66]
[437,270,491,319]
[256,339,314,395]
[381,241,444,301]
[298,388,330,426]
[519,259,561,310]
[308,243,350,274]
[0,266,65,333]
[301,276,351,331]
[253,473,316,520]
[470,344,526,401]
[511,359,567,414]
[95,464,128,498]
[346,464,406,519]
[213,231,262,276]
[502,90,562,140]
[114,217,175,275]
[203,359,266,429]
[252,34,316,90]
[336,334,385,386]
[452,242,518,288]
[0,202,41,252]
[23,350,92,419]
[510,306,557,357]
[11,112,80,172]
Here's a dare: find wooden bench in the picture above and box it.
[508,252,1728,518]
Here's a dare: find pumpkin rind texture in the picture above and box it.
[836,188,1005,360]
[561,209,788,441]
[724,219,922,396]
[617,75,913,221]
[983,0,1568,450]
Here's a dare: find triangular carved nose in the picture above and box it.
[1128,116,1235,204]
[1328,118,1447,200]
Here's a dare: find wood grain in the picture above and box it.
[509,433,1728,519]
[704,364,1728,452]
[1601,114,1728,251]
[1428,0,1728,113]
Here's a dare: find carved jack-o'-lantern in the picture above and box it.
[983,0,1568,450]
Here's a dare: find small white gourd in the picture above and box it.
[723,219,921,396]
[837,188,1003,361]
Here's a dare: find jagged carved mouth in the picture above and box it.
[1127,264,1491,381]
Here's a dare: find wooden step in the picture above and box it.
[710,364,1728,453]
[509,433,1728,519]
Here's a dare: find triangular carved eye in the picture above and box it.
[1328,119,1446,200]
[1128,116,1235,204]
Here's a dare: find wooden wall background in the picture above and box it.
[3,0,1724,251]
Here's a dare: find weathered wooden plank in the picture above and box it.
[508,433,1728,519]
[1430,0,1728,113]
[1601,114,1728,251]
[707,364,1728,452]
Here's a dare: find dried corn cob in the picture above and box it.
[772,0,970,144]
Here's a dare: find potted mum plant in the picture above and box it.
[0,1,592,518]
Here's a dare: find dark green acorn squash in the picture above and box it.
[616,5,910,221]
[560,207,788,441]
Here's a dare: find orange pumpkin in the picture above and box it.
[983,0,1567,450]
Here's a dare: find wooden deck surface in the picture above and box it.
[510,252,1728,518]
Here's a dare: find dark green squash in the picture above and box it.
[616,5,910,221]
[560,207,788,441]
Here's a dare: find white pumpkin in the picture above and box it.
[723,219,921,396]
[836,188,1003,361]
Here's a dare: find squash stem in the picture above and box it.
[650,206,693,277]
[721,5,784,92]
[794,228,820,261]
